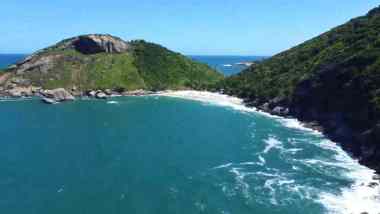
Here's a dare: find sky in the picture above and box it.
[1,0,379,55]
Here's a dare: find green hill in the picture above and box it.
[218,6,380,170]
[0,34,222,92]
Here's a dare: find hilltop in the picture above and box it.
[0,34,223,97]
[218,6,380,171]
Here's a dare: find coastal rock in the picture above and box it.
[95,92,107,99]
[122,89,150,96]
[7,87,34,97]
[104,89,113,95]
[87,90,97,97]
[259,102,271,112]
[42,88,75,102]
[272,106,289,116]
[8,89,22,98]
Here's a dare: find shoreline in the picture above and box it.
[1,89,380,213]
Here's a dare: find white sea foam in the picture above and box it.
[107,101,119,104]
[229,167,251,200]
[239,162,257,166]
[263,137,283,154]
[258,155,266,165]
[284,148,303,154]
[314,140,380,214]
[213,163,233,169]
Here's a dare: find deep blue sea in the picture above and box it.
[0,54,26,69]
[0,55,379,214]
[190,55,266,76]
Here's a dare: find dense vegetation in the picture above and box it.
[131,40,223,90]
[3,35,222,91]
[217,6,380,170]
[219,6,380,107]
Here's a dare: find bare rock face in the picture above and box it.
[95,91,107,99]
[58,34,130,55]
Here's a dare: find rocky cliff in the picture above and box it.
[0,34,223,97]
[218,6,380,172]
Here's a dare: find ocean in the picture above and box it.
[0,54,26,69]
[0,55,379,214]
[189,55,266,76]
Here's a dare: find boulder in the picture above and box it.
[272,106,289,116]
[42,88,75,102]
[259,102,270,112]
[8,90,22,98]
[104,89,113,95]
[88,90,97,97]
[95,92,107,99]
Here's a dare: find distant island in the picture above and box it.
[0,34,223,103]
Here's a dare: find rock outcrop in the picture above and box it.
[54,34,131,55]
[41,88,75,103]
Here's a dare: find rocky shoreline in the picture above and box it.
[0,86,164,104]
[240,96,380,175]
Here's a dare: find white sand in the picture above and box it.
[159,90,245,108]
[158,90,319,134]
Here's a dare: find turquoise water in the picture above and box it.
[0,96,379,214]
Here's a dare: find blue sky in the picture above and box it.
[1,0,379,55]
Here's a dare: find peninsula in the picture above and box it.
[0,34,223,102]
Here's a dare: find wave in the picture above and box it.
[107,101,119,104]
[314,140,380,214]
[263,137,283,154]
[223,64,233,67]
[213,163,233,169]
